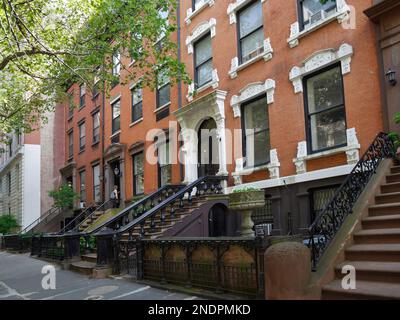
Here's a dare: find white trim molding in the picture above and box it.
[187,69,219,102]
[230,79,275,118]
[227,0,266,24]
[232,149,281,185]
[186,18,217,54]
[293,127,361,175]
[289,43,353,94]
[287,0,351,48]
[228,38,273,79]
[185,0,215,25]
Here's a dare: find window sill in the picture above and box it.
[92,93,100,100]
[187,69,219,102]
[78,148,86,155]
[67,115,73,122]
[110,130,121,139]
[154,102,171,113]
[228,38,273,79]
[78,105,85,111]
[185,0,215,25]
[232,163,270,177]
[296,144,356,162]
[287,6,350,48]
[129,118,143,127]
[92,141,100,148]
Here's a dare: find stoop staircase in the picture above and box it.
[322,164,400,299]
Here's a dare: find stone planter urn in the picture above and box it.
[229,189,265,237]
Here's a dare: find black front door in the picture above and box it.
[110,160,121,199]
[209,205,227,237]
[198,118,219,177]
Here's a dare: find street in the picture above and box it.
[0,251,200,300]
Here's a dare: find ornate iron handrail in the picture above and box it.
[88,184,185,235]
[60,199,114,234]
[307,132,395,270]
[111,176,227,238]
[19,207,62,234]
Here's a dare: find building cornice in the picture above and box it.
[364,0,400,22]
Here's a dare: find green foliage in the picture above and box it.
[0,215,19,234]
[49,184,79,209]
[389,113,400,151]
[80,235,96,254]
[0,0,189,138]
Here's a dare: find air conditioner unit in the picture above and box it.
[310,10,325,25]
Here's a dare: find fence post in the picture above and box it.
[96,228,116,268]
[64,231,81,261]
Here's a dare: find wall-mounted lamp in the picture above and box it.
[386,69,397,86]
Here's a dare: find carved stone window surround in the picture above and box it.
[186,18,217,55]
[227,0,267,25]
[230,79,275,118]
[289,43,353,94]
[185,0,215,25]
[287,0,351,48]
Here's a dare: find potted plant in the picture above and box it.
[229,187,265,237]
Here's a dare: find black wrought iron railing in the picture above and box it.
[88,184,185,235]
[307,132,395,270]
[112,176,227,238]
[60,199,114,234]
[20,207,62,234]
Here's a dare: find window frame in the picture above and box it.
[297,0,338,31]
[303,62,347,154]
[131,87,143,123]
[157,139,172,188]
[240,94,271,168]
[92,164,101,203]
[92,111,100,144]
[78,121,86,151]
[111,100,121,134]
[68,131,74,159]
[132,151,145,196]
[194,33,213,89]
[156,71,171,110]
[236,0,264,65]
[79,84,86,108]
[79,170,86,202]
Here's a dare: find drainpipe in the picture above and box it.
[177,0,184,182]
[101,82,106,203]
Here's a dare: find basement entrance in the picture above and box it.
[198,118,219,177]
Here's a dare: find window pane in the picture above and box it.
[160,165,171,187]
[244,96,268,132]
[158,84,170,107]
[93,112,100,129]
[195,36,212,66]
[132,101,143,122]
[241,28,264,63]
[93,165,101,203]
[310,106,346,151]
[158,141,170,165]
[239,0,263,38]
[307,66,344,113]
[197,60,213,87]
[134,153,144,194]
[132,88,142,105]
[112,101,120,119]
[254,131,270,166]
[112,52,121,75]
[302,0,337,27]
[194,0,204,10]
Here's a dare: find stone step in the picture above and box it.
[69,261,96,276]
[354,228,400,244]
[322,280,400,300]
[386,173,400,184]
[381,182,400,194]
[375,192,400,205]
[82,253,97,263]
[391,166,400,174]
[362,214,400,229]
[345,244,400,262]
[368,203,400,216]
[335,261,400,284]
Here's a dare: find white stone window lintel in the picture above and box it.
[227,0,266,24]
[185,0,215,25]
[186,18,217,55]
[230,78,276,118]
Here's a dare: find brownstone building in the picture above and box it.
[60,0,389,236]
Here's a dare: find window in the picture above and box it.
[112,51,121,76]
[192,0,204,11]
[158,140,171,187]
[93,164,101,203]
[68,92,74,118]
[68,131,73,159]
[8,137,13,158]
[237,1,264,64]
[92,112,100,144]
[131,87,143,122]
[242,95,270,167]
[79,122,86,151]
[133,152,144,195]
[79,170,86,202]
[157,8,169,40]
[157,71,170,109]
[111,100,121,134]
[79,84,86,107]
[299,0,337,31]
[310,185,339,223]
[194,34,213,88]
[304,64,346,153]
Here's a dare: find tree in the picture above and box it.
[0,0,188,138]
[49,184,79,209]
[0,214,19,234]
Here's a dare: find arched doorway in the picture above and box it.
[209,204,228,237]
[198,118,219,177]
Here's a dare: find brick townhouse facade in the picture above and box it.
[59,0,389,236]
